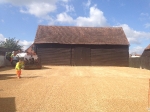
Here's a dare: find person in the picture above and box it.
[15,59,23,79]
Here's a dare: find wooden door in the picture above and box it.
[74,47,91,66]
[37,47,71,65]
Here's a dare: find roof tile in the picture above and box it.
[145,44,150,50]
[34,25,129,45]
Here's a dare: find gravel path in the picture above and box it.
[0,66,150,112]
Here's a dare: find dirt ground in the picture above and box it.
[0,66,150,112]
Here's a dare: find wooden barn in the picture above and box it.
[25,44,35,55]
[141,44,150,69]
[141,44,150,57]
[33,25,129,66]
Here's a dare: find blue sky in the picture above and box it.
[0,0,150,54]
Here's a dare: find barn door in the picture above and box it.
[74,47,91,66]
[37,47,71,65]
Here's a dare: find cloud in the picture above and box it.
[19,40,33,51]
[56,12,74,23]
[20,2,56,17]
[140,12,150,21]
[0,34,5,41]
[117,24,150,44]
[140,13,149,17]
[84,0,91,7]
[0,0,57,5]
[76,5,107,27]
[130,46,144,54]
[56,5,107,27]
[1,0,107,27]
[0,34,33,50]
[115,24,150,54]
[61,0,69,3]
[65,4,74,12]
[0,0,68,18]
[1,19,4,23]
[144,23,150,28]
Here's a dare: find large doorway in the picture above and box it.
[73,47,91,66]
[37,47,71,65]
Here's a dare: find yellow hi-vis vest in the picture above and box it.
[15,62,22,70]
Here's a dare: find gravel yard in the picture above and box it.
[0,66,150,112]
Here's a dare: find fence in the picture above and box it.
[129,57,150,70]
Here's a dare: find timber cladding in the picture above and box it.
[36,44,129,66]
[72,47,91,66]
[140,44,150,69]
[34,25,129,66]
[37,48,71,65]
[141,44,150,57]
[91,47,128,66]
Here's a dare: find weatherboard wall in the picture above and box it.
[91,45,129,66]
[35,44,129,66]
[36,44,71,65]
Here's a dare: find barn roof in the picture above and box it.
[25,44,35,54]
[145,44,150,50]
[34,25,129,45]
[141,44,150,57]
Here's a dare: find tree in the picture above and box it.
[0,37,23,51]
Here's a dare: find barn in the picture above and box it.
[25,44,35,54]
[141,44,150,69]
[33,25,129,66]
[141,44,150,57]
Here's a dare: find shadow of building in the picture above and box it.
[0,97,16,112]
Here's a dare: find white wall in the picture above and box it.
[0,55,5,67]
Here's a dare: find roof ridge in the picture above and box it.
[38,25,122,29]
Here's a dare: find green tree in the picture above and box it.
[0,37,23,51]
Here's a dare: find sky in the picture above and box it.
[0,0,150,54]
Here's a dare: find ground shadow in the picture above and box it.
[42,66,51,69]
[0,74,16,80]
[22,76,40,79]
[23,66,51,70]
[0,97,16,112]
[0,66,14,72]
[0,74,40,80]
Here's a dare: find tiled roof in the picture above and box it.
[141,44,150,57]
[25,44,35,54]
[145,44,150,50]
[34,25,129,45]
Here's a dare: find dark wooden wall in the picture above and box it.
[37,44,71,65]
[129,57,150,70]
[36,44,129,66]
[141,50,150,57]
[91,48,129,66]
[72,47,91,66]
